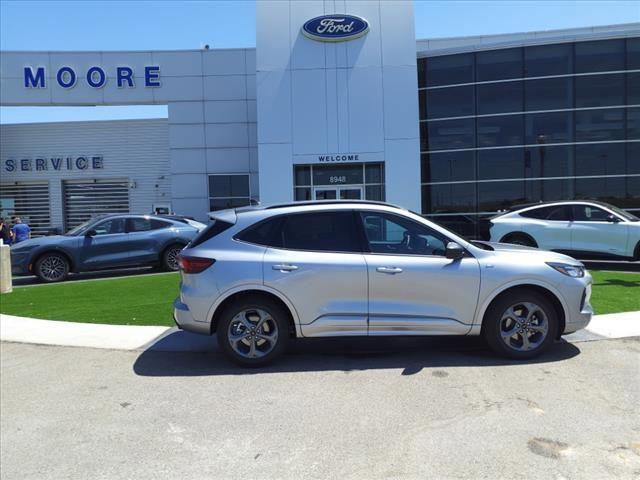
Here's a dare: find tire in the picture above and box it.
[634,242,640,261]
[483,289,558,360]
[216,296,290,367]
[162,244,184,271]
[500,233,537,248]
[34,253,70,283]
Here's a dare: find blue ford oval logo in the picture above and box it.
[302,14,369,42]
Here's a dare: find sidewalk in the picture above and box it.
[1,311,638,352]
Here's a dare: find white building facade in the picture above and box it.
[1,1,638,238]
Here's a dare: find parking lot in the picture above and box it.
[1,336,639,480]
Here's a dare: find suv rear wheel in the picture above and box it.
[483,289,558,359]
[217,297,290,367]
[162,244,184,271]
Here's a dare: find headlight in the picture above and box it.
[546,262,585,278]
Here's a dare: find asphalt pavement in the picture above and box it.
[1,336,639,479]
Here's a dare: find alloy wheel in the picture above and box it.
[165,247,182,270]
[499,302,549,352]
[227,308,279,359]
[39,255,67,281]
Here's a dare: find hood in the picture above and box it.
[10,235,72,249]
[475,241,581,264]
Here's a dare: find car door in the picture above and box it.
[359,210,480,335]
[126,217,169,264]
[569,204,629,257]
[78,217,130,270]
[520,205,573,251]
[262,210,368,337]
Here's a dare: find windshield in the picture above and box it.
[65,219,95,236]
[604,203,640,222]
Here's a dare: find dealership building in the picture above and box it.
[0,1,638,237]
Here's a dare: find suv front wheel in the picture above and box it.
[217,297,290,367]
[483,289,558,359]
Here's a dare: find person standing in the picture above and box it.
[0,217,11,245]
[11,217,31,244]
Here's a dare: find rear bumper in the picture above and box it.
[173,298,211,335]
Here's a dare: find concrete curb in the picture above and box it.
[1,311,639,352]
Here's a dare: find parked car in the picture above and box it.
[174,201,593,367]
[11,214,204,282]
[489,201,640,260]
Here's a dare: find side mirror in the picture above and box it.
[607,214,620,223]
[445,241,465,260]
[85,229,97,237]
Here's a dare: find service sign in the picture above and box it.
[302,15,369,42]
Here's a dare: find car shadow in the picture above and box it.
[133,331,581,377]
[594,278,640,288]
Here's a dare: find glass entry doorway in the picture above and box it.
[314,186,363,200]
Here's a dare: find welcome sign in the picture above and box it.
[302,14,369,42]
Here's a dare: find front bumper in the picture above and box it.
[561,277,593,335]
[173,298,211,335]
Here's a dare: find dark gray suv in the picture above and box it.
[11,214,204,282]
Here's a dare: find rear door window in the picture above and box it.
[281,211,361,253]
[235,217,285,247]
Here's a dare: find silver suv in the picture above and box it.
[174,201,593,367]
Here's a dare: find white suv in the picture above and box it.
[489,201,640,260]
[174,201,593,367]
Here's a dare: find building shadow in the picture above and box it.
[133,331,581,377]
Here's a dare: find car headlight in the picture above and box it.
[546,262,585,278]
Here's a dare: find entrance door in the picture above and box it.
[313,186,363,200]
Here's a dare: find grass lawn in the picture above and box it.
[0,273,179,326]
[0,269,638,326]
[590,270,640,315]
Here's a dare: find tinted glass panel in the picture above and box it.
[477,81,523,115]
[575,108,625,142]
[365,185,384,201]
[128,218,151,232]
[150,219,171,230]
[417,57,427,87]
[575,177,626,204]
[520,205,572,220]
[209,198,250,211]
[575,143,626,176]
[478,181,526,211]
[628,107,640,140]
[519,205,558,219]
[93,218,125,235]
[525,111,573,144]
[425,53,475,87]
[477,148,525,180]
[294,166,311,185]
[189,220,233,248]
[282,212,359,252]
[422,183,476,213]
[365,164,383,183]
[526,179,574,203]
[425,118,475,151]
[312,164,363,185]
[548,206,573,221]
[628,38,640,69]
[575,39,625,73]
[295,187,311,201]
[236,217,284,247]
[575,73,625,108]
[418,90,427,120]
[573,205,611,222]
[628,142,640,174]
[477,115,524,147]
[525,77,572,110]
[524,43,572,77]
[628,73,640,105]
[421,151,475,183]
[426,85,475,119]
[209,175,249,197]
[360,212,447,256]
[476,48,523,82]
[525,145,573,178]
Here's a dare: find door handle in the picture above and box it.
[272,264,298,272]
[376,266,403,274]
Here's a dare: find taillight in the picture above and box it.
[177,255,215,274]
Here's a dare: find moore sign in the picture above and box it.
[23,66,161,89]
[302,15,369,42]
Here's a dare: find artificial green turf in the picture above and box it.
[589,270,640,315]
[0,273,180,326]
[0,270,638,326]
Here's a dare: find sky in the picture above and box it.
[1,0,638,124]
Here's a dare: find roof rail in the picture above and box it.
[263,200,404,210]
